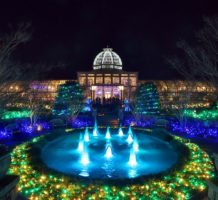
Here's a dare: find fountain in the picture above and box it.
[126,132,134,144]
[77,134,84,152]
[93,121,98,137]
[84,127,90,142]
[104,141,113,159]
[128,148,137,167]
[128,126,133,135]
[105,127,111,139]
[42,126,178,179]
[118,127,124,137]
[133,137,139,152]
[80,145,90,166]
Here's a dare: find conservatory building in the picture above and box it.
[77,47,138,101]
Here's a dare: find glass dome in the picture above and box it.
[93,47,123,70]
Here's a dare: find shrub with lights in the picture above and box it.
[135,82,160,116]
[8,129,215,200]
[169,118,218,139]
[1,109,31,120]
[183,108,218,121]
[123,114,156,128]
[71,114,94,128]
[82,98,92,112]
[19,120,50,135]
[52,81,83,120]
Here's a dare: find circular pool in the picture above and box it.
[41,128,178,179]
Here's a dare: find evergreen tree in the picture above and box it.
[52,81,83,118]
[135,82,160,115]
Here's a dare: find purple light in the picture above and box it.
[169,119,218,139]
[0,129,11,139]
[123,115,155,128]
[72,116,94,128]
[20,120,50,134]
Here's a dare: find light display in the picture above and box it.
[2,110,31,120]
[20,121,50,134]
[184,109,218,120]
[0,129,11,139]
[135,82,160,115]
[123,114,156,128]
[8,129,215,200]
[169,119,218,139]
[52,81,83,118]
[71,115,94,128]
[82,98,92,112]
[124,99,131,112]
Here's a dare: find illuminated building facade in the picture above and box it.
[77,48,138,101]
[1,48,217,112]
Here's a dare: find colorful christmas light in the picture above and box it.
[52,81,83,118]
[8,128,215,200]
[2,110,31,120]
[169,119,218,139]
[135,82,160,115]
[184,109,218,121]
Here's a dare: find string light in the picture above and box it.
[184,109,218,120]
[135,82,160,115]
[2,110,30,120]
[52,81,83,117]
[8,129,215,200]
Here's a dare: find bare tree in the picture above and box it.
[166,16,218,131]
[168,82,196,129]
[167,16,218,97]
[0,23,31,116]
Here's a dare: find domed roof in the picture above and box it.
[93,47,122,70]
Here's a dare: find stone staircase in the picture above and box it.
[97,114,119,127]
[96,105,120,127]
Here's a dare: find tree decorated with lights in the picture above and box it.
[135,82,160,115]
[52,81,83,119]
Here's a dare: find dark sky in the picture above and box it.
[0,0,218,80]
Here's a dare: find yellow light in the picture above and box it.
[91,86,96,90]
[118,86,124,91]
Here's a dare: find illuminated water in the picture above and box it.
[105,141,113,159]
[41,128,178,179]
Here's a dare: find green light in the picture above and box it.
[2,110,31,119]
[184,109,218,120]
[8,129,215,200]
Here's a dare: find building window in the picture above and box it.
[88,77,94,86]
[96,77,103,84]
[104,77,111,84]
[79,77,86,85]
[113,77,120,84]
[121,77,128,85]
[129,77,136,86]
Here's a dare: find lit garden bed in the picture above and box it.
[8,128,215,200]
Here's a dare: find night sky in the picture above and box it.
[0,0,218,80]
